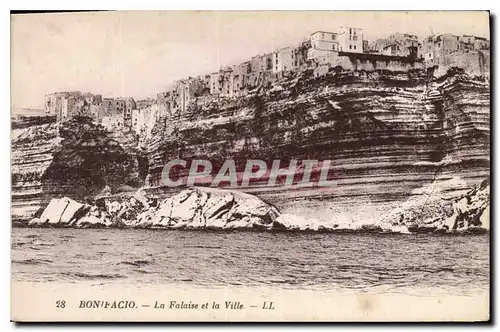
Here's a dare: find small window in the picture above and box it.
[332,35,335,40]
[354,45,356,50]
[349,35,352,41]
[349,45,352,50]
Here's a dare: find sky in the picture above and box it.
[11,11,490,110]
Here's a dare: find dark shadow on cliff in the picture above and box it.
[40,116,145,205]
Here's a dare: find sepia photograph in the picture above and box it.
[10,10,490,322]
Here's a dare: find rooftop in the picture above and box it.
[311,30,338,35]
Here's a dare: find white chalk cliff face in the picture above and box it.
[11,116,146,224]
[29,180,489,233]
[12,68,490,229]
[30,187,281,230]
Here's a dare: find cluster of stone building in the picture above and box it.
[367,32,490,62]
[44,91,139,132]
[44,26,490,137]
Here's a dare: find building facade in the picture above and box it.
[423,34,461,65]
[102,98,126,113]
[89,105,106,124]
[389,33,419,56]
[132,108,146,135]
[273,47,295,73]
[209,68,233,97]
[44,92,65,116]
[294,41,309,67]
[123,98,136,127]
[247,53,273,87]
[83,93,102,106]
[459,35,490,51]
[307,31,340,60]
[381,43,403,56]
[210,72,223,95]
[229,62,251,97]
[45,91,101,122]
[157,91,173,116]
[136,98,156,110]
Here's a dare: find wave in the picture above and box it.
[32,242,56,247]
[24,234,39,239]
[12,258,53,265]
[183,245,223,249]
[121,260,153,267]
[133,269,153,274]
[61,272,126,280]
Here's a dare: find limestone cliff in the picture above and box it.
[11,116,59,222]
[11,116,145,223]
[11,66,490,227]
[144,67,489,221]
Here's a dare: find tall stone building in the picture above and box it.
[338,26,363,53]
[45,91,101,122]
[422,34,461,65]
[123,97,136,127]
[307,31,340,60]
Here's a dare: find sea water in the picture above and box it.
[11,228,489,296]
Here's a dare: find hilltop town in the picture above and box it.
[42,27,490,140]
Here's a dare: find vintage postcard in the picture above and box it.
[10,10,490,322]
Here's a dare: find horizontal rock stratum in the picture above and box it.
[11,66,490,226]
[29,180,489,234]
[144,67,490,215]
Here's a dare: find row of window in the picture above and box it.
[427,43,462,51]
[312,43,363,51]
[320,33,337,41]
[320,32,361,40]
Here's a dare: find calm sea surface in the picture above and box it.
[11,228,490,295]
